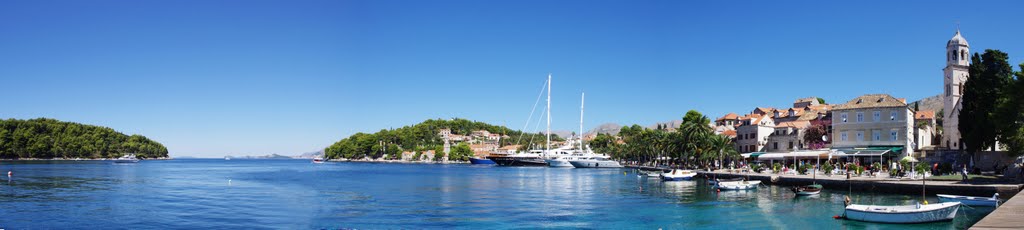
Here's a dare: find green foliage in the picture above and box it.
[961,50,1014,153]
[823,163,835,175]
[914,162,929,176]
[816,97,826,105]
[433,146,445,161]
[449,143,473,161]
[751,164,764,173]
[772,163,782,173]
[0,118,168,159]
[411,152,422,161]
[324,118,554,160]
[797,164,810,175]
[996,63,1024,157]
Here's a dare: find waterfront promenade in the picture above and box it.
[695,170,1022,198]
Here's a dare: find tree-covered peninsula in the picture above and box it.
[325,118,558,160]
[0,118,168,159]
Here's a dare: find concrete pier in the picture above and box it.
[971,189,1024,229]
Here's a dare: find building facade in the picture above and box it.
[831,94,915,157]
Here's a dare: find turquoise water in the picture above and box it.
[0,159,994,229]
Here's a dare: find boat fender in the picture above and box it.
[770,176,780,183]
[843,196,851,207]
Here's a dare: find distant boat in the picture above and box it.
[113,154,139,163]
[469,157,496,165]
[843,202,961,223]
[660,169,697,181]
[716,180,761,190]
[937,194,1000,207]
[224,156,231,161]
[312,157,325,164]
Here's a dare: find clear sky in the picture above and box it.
[1,0,1022,157]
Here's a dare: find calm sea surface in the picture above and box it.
[0,159,994,229]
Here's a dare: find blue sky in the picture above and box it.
[1,1,1022,157]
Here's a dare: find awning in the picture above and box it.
[832,147,900,158]
[756,151,831,161]
[742,152,767,159]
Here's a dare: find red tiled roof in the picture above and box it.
[915,110,935,120]
[716,113,740,121]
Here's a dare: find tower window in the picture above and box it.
[961,50,966,60]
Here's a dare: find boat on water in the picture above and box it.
[937,194,1000,207]
[642,170,663,177]
[707,177,744,186]
[489,151,548,166]
[469,157,496,165]
[792,184,823,196]
[224,156,231,161]
[113,154,140,163]
[843,202,961,223]
[660,169,697,181]
[568,154,622,168]
[312,157,325,164]
[716,180,761,190]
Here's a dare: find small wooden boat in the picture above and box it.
[792,184,822,196]
[716,180,760,190]
[937,194,1000,207]
[708,177,744,186]
[843,202,961,223]
[660,169,697,181]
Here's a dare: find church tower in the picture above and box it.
[943,29,969,149]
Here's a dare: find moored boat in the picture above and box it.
[708,177,744,186]
[488,152,548,166]
[312,157,325,164]
[937,194,999,207]
[843,202,961,223]
[792,184,823,196]
[660,169,697,181]
[113,154,140,163]
[469,157,496,165]
[716,180,760,190]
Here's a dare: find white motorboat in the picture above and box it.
[660,169,697,181]
[643,171,663,177]
[937,194,1000,207]
[568,155,622,168]
[716,180,761,190]
[113,154,139,163]
[312,157,325,164]
[843,202,961,223]
[707,177,744,186]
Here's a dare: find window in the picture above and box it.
[872,130,881,141]
[890,129,898,141]
[946,84,951,96]
[773,142,778,150]
[961,50,966,60]
[856,112,864,122]
[890,111,898,121]
[841,113,848,123]
[856,131,864,142]
[841,132,848,141]
[873,111,881,122]
[788,141,794,149]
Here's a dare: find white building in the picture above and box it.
[736,114,775,153]
[831,94,915,157]
[942,29,969,150]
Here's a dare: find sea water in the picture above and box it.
[0,159,993,229]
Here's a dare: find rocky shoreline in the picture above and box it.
[328,158,469,164]
[0,157,173,161]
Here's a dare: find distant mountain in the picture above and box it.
[910,94,943,113]
[649,120,683,130]
[587,123,623,136]
[294,150,324,159]
[227,154,294,159]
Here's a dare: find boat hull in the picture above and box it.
[545,159,574,167]
[488,156,548,166]
[937,194,999,207]
[469,157,496,165]
[113,159,139,163]
[660,171,697,181]
[844,202,960,224]
[568,160,623,168]
[717,181,760,190]
[792,185,822,196]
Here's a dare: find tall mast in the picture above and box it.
[579,92,585,151]
[546,74,551,155]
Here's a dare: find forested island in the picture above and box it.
[0,118,168,159]
[325,118,558,160]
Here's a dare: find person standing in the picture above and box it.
[961,165,969,182]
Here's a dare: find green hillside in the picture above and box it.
[0,118,168,159]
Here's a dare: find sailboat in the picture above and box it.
[489,74,552,167]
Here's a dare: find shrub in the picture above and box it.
[772,163,782,173]
[797,164,810,175]
[823,163,835,175]
[752,164,764,173]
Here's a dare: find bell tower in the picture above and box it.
[942,29,969,149]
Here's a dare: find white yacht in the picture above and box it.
[568,154,622,168]
[113,154,140,163]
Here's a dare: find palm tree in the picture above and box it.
[708,134,740,170]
